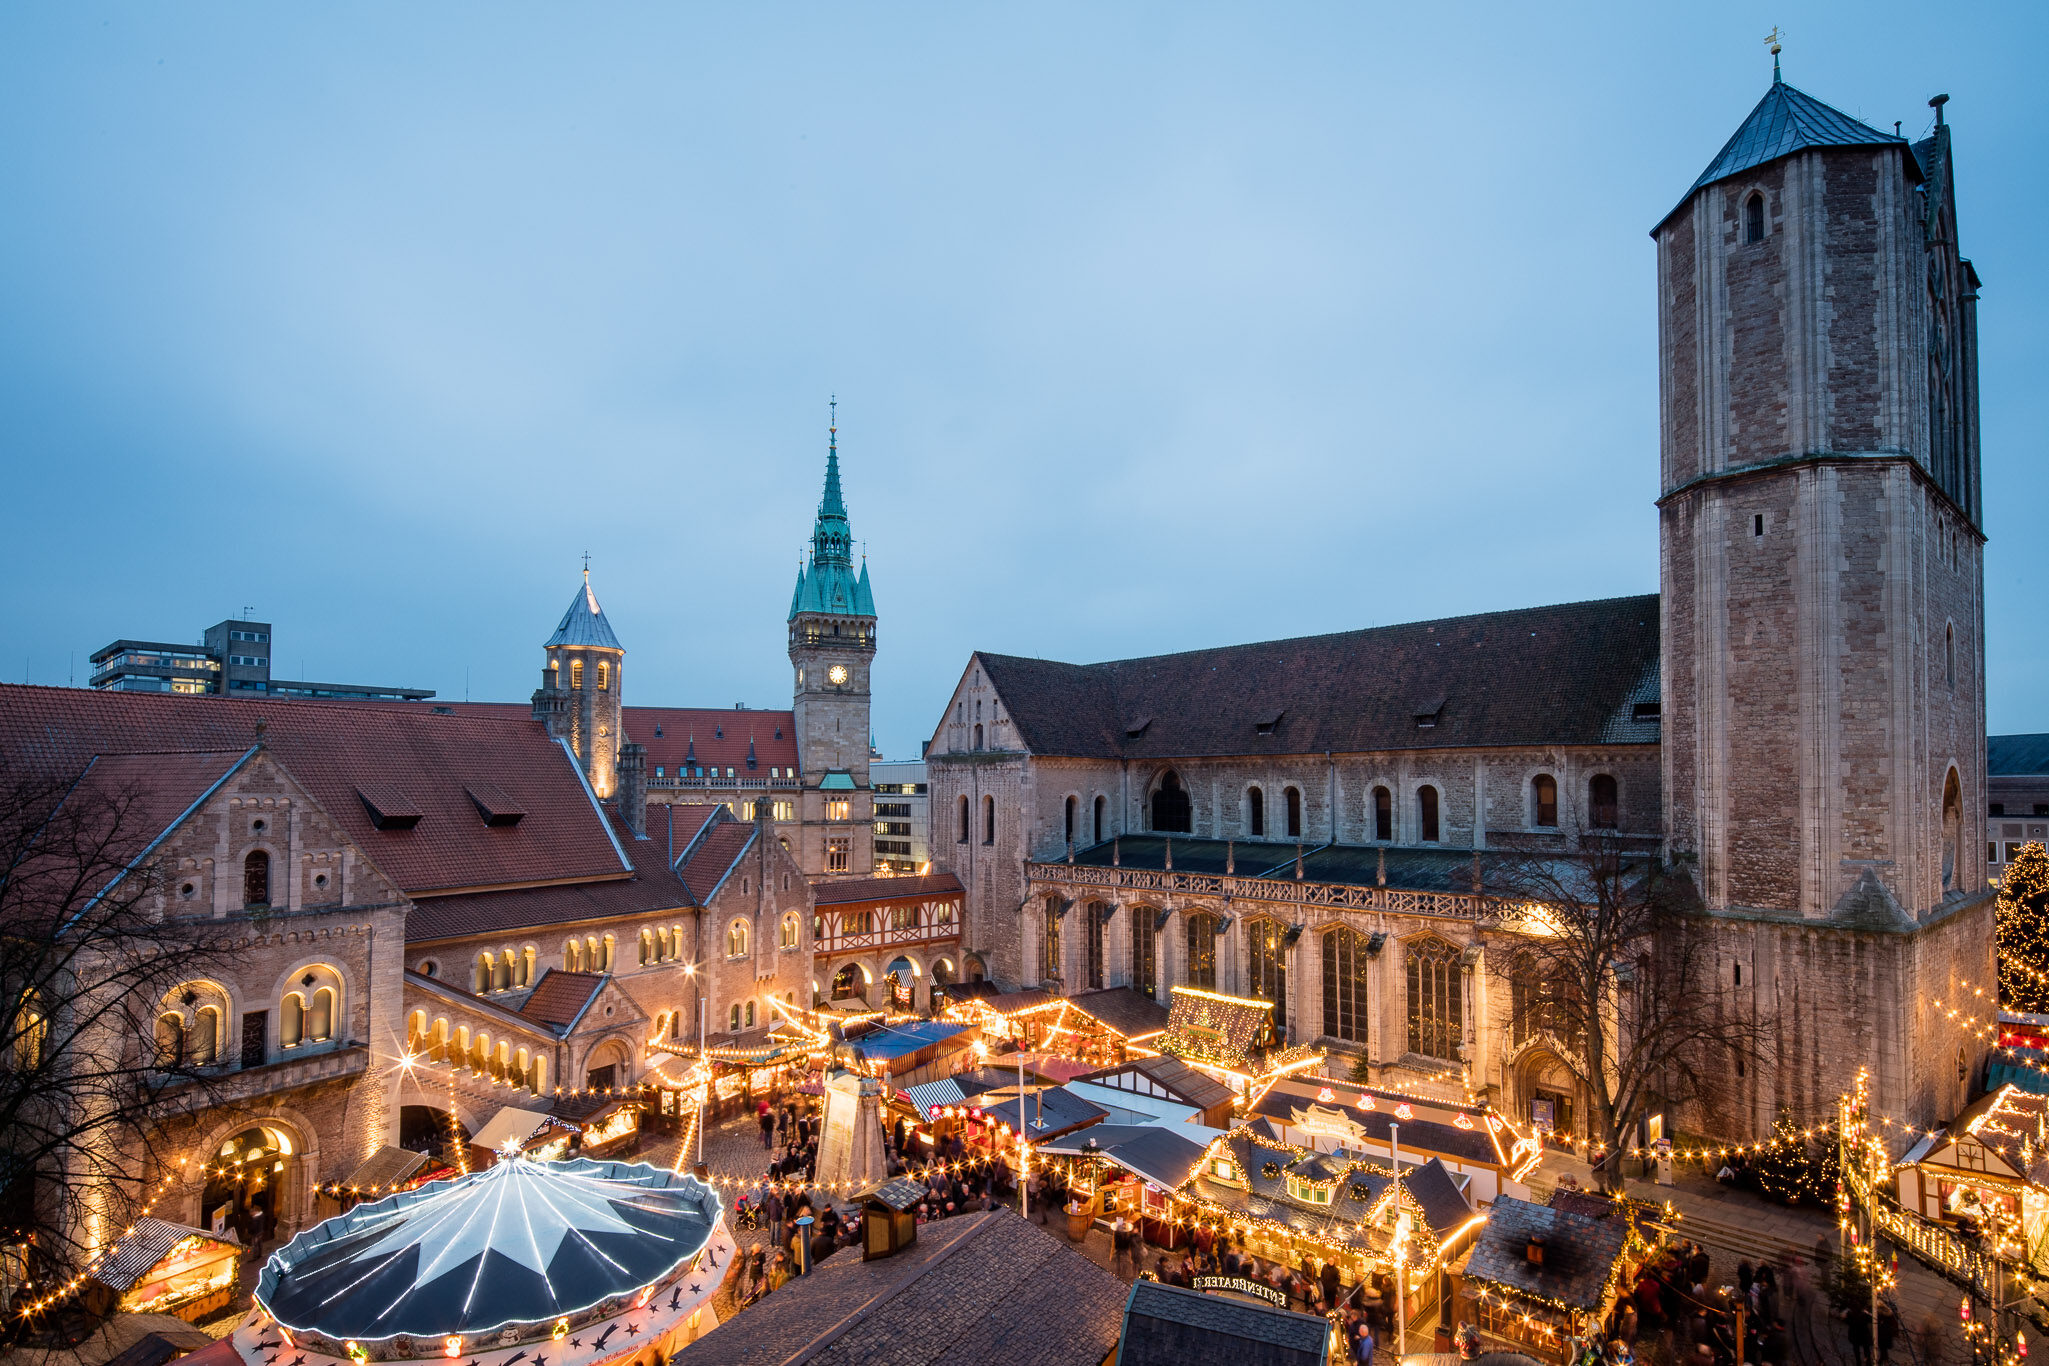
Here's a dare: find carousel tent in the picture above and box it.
[256,1157,720,1342]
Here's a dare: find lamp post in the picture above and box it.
[1392,1122,1407,1366]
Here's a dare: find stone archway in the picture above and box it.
[1512,1046,1584,1144]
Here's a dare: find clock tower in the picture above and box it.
[789,410,877,875]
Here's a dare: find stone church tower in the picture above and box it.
[788,414,877,876]
[1654,69,1992,1132]
[532,568,627,799]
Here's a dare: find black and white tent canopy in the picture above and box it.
[256,1158,720,1342]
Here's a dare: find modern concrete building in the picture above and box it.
[89,617,432,702]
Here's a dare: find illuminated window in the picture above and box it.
[1084,901,1107,990]
[773,800,794,822]
[1406,937,1462,1061]
[1042,897,1062,982]
[571,659,584,689]
[1131,909,1157,999]
[1532,775,1558,828]
[727,920,750,958]
[1322,926,1369,1043]
[596,661,609,691]
[1246,919,1287,1011]
[827,836,850,873]
[781,912,799,949]
[827,798,850,821]
[1184,912,1217,990]
[729,1003,742,1032]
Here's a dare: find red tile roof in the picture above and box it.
[648,802,720,856]
[517,970,606,1027]
[676,819,756,903]
[628,707,800,777]
[812,872,964,907]
[407,872,693,941]
[0,685,629,896]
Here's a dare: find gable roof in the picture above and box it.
[968,595,1660,760]
[1068,988,1172,1042]
[0,685,630,896]
[676,1208,1126,1366]
[517,970,607,1028]
[544,571,622,650]
[407,871,693,941]
[674,816,756,903]
[1078,1055,1235,1114]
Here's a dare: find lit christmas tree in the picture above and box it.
[1752,1108,1829,1206]
[1997,842,2049,1012]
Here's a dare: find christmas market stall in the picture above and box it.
[1156,987,1326,1103]
[82,1219,241,1323]
[551,1090,644,1160]
[466,1104,559,1168]
[1072,1055,1239,1130]
[1176,1125,1483,1324]
[314,1146,445,1219]
[1450,1192,1656,1364]
[1895,1083,2049,1269]
[228,1156,730,1366]
[842,1018,979,1088]
[1252,1077,1543,1204]
[1039,1124,1212,1246]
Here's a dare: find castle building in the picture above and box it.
[926,70,1993,1141]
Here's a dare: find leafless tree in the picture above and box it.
[0,760,233,1332]
[1482,828,1771,1193]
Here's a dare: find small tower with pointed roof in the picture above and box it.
[532,566,628,798]
[1653,63,1989,1134]
[788,406,877,876]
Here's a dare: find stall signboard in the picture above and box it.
[714,1073,745,1102]
[1291,1103,1367,1146]
[1192,1275,1291,1309]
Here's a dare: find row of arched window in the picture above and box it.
[475,947,537,994]
[1044,899,1470,1061]
[155,969,346,1071]
[1133,770,1622,840]
[563,935,616,974]
[640,925,686,965]
[957,795,1000,845]
[406,1011,546,1093]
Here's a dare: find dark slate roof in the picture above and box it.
[1100,1127,1213,1192]
[677,1208,1127,1366]
[979,1086,1109,1140]
[1991,735,2049,777]
[969,595,1659,760]
[857,1176,928,1212]
[545,572,623,650]
[1461,1195,1631,1313]
[1656,78,1912,234]
[1117,1280,1330,1366]
[1402,1157,1478,1238]
[1069,987,1172,1039]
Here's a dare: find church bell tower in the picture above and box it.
[1654,65,1990,1131]
[533,567,626,798]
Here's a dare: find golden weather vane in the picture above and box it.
[1764,26,1784,54]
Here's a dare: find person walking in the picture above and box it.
[757,1099,775,1150]
[1111,1215,1136,1279]
[1354,1319,1376,1366]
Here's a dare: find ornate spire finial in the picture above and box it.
[1765,26,1783,82]
[829,394,837,447]
[582,549,591,580]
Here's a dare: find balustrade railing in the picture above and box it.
[648,776,804,790]
[1026,861,1492,921]
[815,921,961,955]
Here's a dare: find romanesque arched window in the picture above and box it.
[1093,795,1106,843]
[1745,192,1765,244]
[1589,774,1619,830]
[1084,902,1108,991]
[1247,787,1265,837]
[1532,774,1558,828]
[1184,911,1217,990]
[1284,787,1302,839]
[1152,771,1192,834]
[1418,786,1440,843]
[1946,623,1956,689]
[1065,795,1076,846]
[492,952,512,992]
[154,1012,184,1068]
[571,659,584,689]
[1405,938,1462,1061]
[1943,767,1963,890]
[475,952,493,993]
[958,795,970,843]
[973,723,984,750]
[1322,926,1369,1043]
[983,795,996,845]
[727,919,750,958]
[1131,908,1157,999]
[243,849,270,907]
[781,912,799,949]
[1246,919,1287,1014]
[1373,787,1392,842]
[596,661,609,691]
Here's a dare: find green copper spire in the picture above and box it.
[789,398,875,621]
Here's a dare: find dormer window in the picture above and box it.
[1288,1175,1335,1205]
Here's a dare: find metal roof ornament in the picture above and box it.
[1766,25,1784,83]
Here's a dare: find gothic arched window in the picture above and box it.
[1084,901,1108,990]
[1152,771,1192,833]
[1405,937,1462,1061]
[1532,774,1558,828]
[1184,911,1218,990]
[1247,787,1265,837]
[1946,623,1956,688]
[973,723,984,750]
[1131,908,1157,999]
[983,795,996,845]
[1744,192,1765,244]
[1373,786,1393,842]
[1042,897,1062,982]
[1942,767,1963,891]
[1246,918,1287,1014]
[1322,926,1370,1043]
[1284,786,1303,838]
[957,795,970,843]
[1589,774,1619,830]
[1418,785,1440,843]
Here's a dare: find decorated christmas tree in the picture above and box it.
[1753,1108,1829,1206]
[1997,842,2049,1012]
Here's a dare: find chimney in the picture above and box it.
[531,662,570,739]
[1525,1236,1546,1268]
[617,742,648,839]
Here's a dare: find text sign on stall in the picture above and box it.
[1193,1275,1291,1309]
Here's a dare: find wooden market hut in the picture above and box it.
[1452,1194,1645,1364]
[83,1218,241,1323]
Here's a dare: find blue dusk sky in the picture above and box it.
[2,3,2044,754]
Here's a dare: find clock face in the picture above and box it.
[827,665,849,686]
